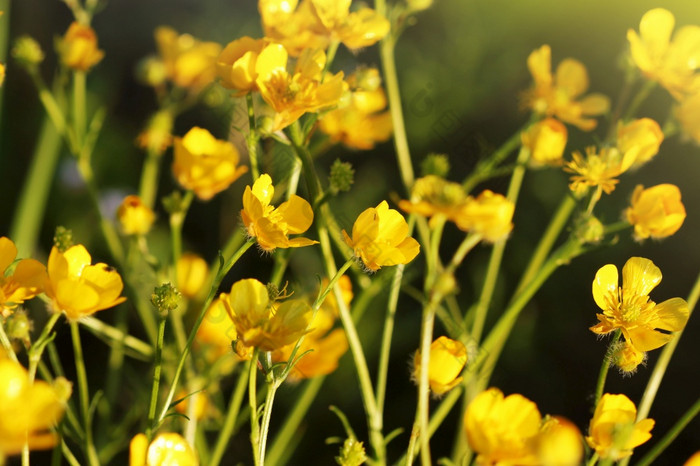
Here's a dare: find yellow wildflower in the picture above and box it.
[172,127,248,200]
[196,297,251,362]
[565,146,635,198]
[130,432,198,466]
[627,8,700,99]
[613,341,647,374]
[0,355,71,456]
[685,452,700,466]
[58,22,104,71]
[398,175,469,227]
[524,45,609,131]
[136,110,174,155]
[221,278,312,352]
[536,416,583,466]
[616,118,664,169]
[117,195,155,236]
[176,252,209,299]
[216,38,287,93]
[464,387,541,465]
[44,244,126,320]
[174,389,209,421]
[590,257,689,352]
[154,26,221,91]
[454,190,515,242]
[413,336,467,396]
[0,63,5,86]
[586,393,654,460]
[676,91,700,144]
[342,200,420,272]
[625,184,686,240]
[257,48,346,131]
[521,118,567,167]
[0,237,47,317]
[241,174,318,252]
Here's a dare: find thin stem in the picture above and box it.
[70,321,100,466]
[634,396,700,466]
[73,71,87,149]
[249,350,261,466]
[416,300,438,466]
[593,330,622,408]
[146,316,167,439]
[79,315,152,359]
[376,264,404,415]
[170,190,195,277]
[139,146,163,210]
[623,80,656,121]
[257,377,280,465]
[246,93,260,180]
[0,320,17,362]
[210,359,252,466]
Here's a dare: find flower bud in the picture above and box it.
[330,159,355,193]
[420,153,450,177]
[574,214,604,244]
[151,283,181,317]
[413,336,467,395]
[58,22,104,72]
[336,438,367,466]
[455,190,514,242]
[176,253,209,299]
[522,118,567,167]
[53,226,74,252]
[613,341,647,374]
[117,195,155,236]
[616,118,663,168]
[12,36,45,67]
[537,416,583,466]
[625,184,686,240]
[6,310,32,343]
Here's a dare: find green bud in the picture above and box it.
[52,377,73,403]
[53,226,74,252]
[12,36,45,68]
[6,310,32,343]
[135,56,167,87]
[151,283,181,316]
[575,214,604,244]
[330,159,354,193]
[335,438,367,466]
[162,191,184,215]
[420,153,450,177]
[433,272,457,299]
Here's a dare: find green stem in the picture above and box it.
[79,315,152,359]
[415,298,439,466]
[249,350,261,466]
[73,71,86,149]
[0,320,17,362]
[156,239,254,425]
[257,376,280,466]
[9,116,62,257]
[70,321,100,466]
[376,264,404,416]
[210,359,252,466]
[146,316,167,439]
[634,396,700,466]
[27,312,63,381]
[593,330,622,408]
[139,147,162,210]
[246,93,260,180]
[170,190,194,277]
[622,80,656,121]
[586,453,599,466]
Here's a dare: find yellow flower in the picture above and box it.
[0,63,5,86]
[536,416,583,466]
[130,432,198,466]
[136,110,174,155]
[628,8,700,99]
[175,389,209,421]
[521,118,567,167]
[524,45,609,131]
[413,336,467,395]
[616,118,664,169]
[257,48,346,131]
[176,253,209,299]
[154,26,221,91]
[58,22,104,71]
[565,146,635,198]
[117,195,155,236]
[625,184,686,240]
[196,297,251,363]
[612,341,647,374]
[454,190,514,242]
[398,175,469,227]
[0,355,71,456]
[0,237,47,317]
[342,200,420,272]
[685,451,700,466]
[216,38,287,93]
[586,393,654,460]
[319,68,392,149]
[676,91,700,144]
[464,387,541,465]
[241,174,318,252]
[44,244,126,320]
[172,127,248,200]
[221,278,312,352]
[590,257,689,352]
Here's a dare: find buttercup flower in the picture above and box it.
[58,22,104,71]
[172,127,248,200]
[565,146,636,199]
[454,190,515,242]
[117,195,155,236]
[590,257,689,352]
[625,184,686,240]
[241,174,318,251]
[524,45,610,130]
[586,393,654,460]
[256,48,346,131]
[154,26,221,91]
[176,252,209,299]
[342,201,420,272]
[536,417,583,466]
[45,244,126,320]
[686,452,700,466]
[676,91,700,144]
[616,118,664,169]
[521,118,568,167]
[398,175,469,227]
[130,432,198,466]
[464,387,541,465]
[221,278,312,352]
[0,354,71,456]
[413,336,467,395]
[0,237,47,317]
[196,297,251,362]
[628,8,700,99]
[216,38,287,93]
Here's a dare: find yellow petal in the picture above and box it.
[639,8,675,58]
[555,58,589,98]
[80,263,126,310]
[55,279,100,318]
[276,195,314,234]
[651,297,689,332]
[252,174,275,205]
[129,433,149,466]
[621,257,661,298]
[229,279,269,320]
[579,93,610,116]
[254,43,288,81]
[527,45,552,89]
[0,237,17,273]
[61,245,93,279]
[627,326,672,352]
[592,264,618,310]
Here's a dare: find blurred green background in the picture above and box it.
[2,0,699,464]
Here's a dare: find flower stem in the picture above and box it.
[0,319,17,362]
[249,349,261,466]
[623,80,656,121]
[246,93,260,180]
[593,330,621,408]
[73,71,87,149]
[257,374,280,466]
[376,264,405,416]
[139,146,163,210]
[70,321,100,466]
[146,315,167,440]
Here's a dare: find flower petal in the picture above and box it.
[651,297,689,333]
[275,195,314,234]
[555,58,589,98]
[639,8,674,58]
[593,264,618,310]
[622,257,661,298]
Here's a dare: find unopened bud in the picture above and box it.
[135,56,167,87]
[330,159,355,193]
[53,226,74,252]
[151,283,181,317]
[575,215,604,244]
[336,438,367,466]
[421,153,450,178]
[6,310,32,343]
[12,36,45,67]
